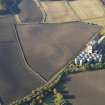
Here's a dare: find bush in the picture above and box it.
[53,92,63,105]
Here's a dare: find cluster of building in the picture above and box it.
[74,36,105,66]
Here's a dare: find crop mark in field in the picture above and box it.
[14,25,47,83]
[32,0,47,23]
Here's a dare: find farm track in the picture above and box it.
[14,24,48,83]
[17,22,101,80]
[9,0,48,82]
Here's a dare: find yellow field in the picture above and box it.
[41,1,79,23]
[69,0,105,20]
[84,18,105,27]
[84,18,105,34]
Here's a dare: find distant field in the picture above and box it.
[41,1,79,23]
[69,0,105,20]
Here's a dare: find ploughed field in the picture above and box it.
[0,0,103,104]
[0,22,45,105]
[41,1,79,23]
[17,22,100,80]
[58,70,105,105]
[17,0,42,23]
[0,16,16,24]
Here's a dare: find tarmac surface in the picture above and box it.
[59,70,105,105]
[17,22,101,80]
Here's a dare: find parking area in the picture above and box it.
[41,1,79,23]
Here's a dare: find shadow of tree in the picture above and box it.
[55,76,76,105]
